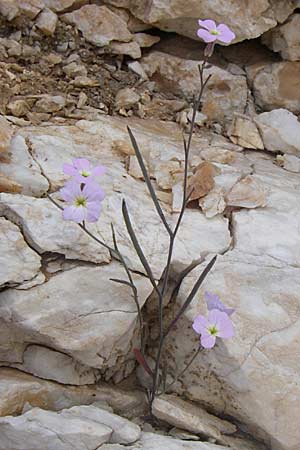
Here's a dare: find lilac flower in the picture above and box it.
[63,158,106,184]
[197,19,235,44]
[60,180,105,223]
[205,291,235,316]
[193,309,234,349]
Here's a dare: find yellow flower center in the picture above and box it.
[80,170,90,177]
[75,196,87,207]
[210,30,220,36]
[208,325,218,336]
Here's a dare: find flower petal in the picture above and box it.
[205,291,235,316]
[192,314,209,334]
[63,205,86,223]
[63,163,77,177]
[86,202,102,222]
[201,332,216,349]
[197,29,217,43]
[73,158,90,171]
[207,308,223,327]
[216,24,236,43]
[60,180,82,202]
[216,312,234,339]
[92,165,106,177]
[83,182,105,202]
[198,19,217,31]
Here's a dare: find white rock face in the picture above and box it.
[255,109,300,156]
[249,61,300,113]
[141,51,248,123]
[0,367,145,417]
[0,134,49,197]
[0,406,113,450]
[0,217,41,288]
[127,432,230,450]
[102,0,297,43]
[0,262,152,381]
[13,345,99,385]
[65,405,141,444]
[62,5,132,47]
[141,137,300,450]
[164,251,300,450]
[262,13,300,61]
[0,115,13,153]
[152,395,236,442]
[0,193,110,264]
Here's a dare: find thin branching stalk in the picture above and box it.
[148,58,213,407]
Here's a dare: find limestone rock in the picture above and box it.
[199,187,226,218]
[42,0,89,12]
[0,406,112,450]
[152,395,236,442]
[141,51,248,123]
[115,88,140,110]
[133,33,160,48]
[249,61,300,113]
[13,345,99,385]
[18,118,231,277]
[0,135,49,197]
[0,367,145,417]
[35,95,66,113]
[101,0,297,43]
[62,5,132,47]
[0,217,41,288]
[278,153,300,173]
[226,175,267,209]
[109,41,141,59]
[164,250,300,450]
[35,8,58,35]
[0,116,13,153]
[65,405,141,444]
[262,14,300,61]
[228,114,264,149]
[0,194,110,263]
[7,99,29,117]
[0,174,22,194]
[130,432,230,449]
[0,262,152,380]
[0,0,43,20]
[255,109,300,156]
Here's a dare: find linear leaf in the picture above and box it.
[133,348,153,376]
[127,126,172,236]
[109,278,134,288]
[165,255,217,337]
[122,199,159,295]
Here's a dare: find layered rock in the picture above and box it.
[262,13,300,61]
[141,51,248,124]
[102,0,298,43]
[0,262,152,383]
[247,61,300,113]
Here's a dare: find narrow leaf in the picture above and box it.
[165,255,217,337]
[110,278,134,288]
[127,126,172,236]
[133,348,153,376]
[122,199,159,294]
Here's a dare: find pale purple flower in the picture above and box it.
[193,309,234,349]
[63,158,106,183]
[197,19,235,44]
[205,291,235,316]
[60,180,105,223]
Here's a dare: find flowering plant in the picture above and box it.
[49,19,236,416]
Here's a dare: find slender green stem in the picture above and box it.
[149,57,212,408]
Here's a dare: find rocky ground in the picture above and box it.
[1,1,300,450]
